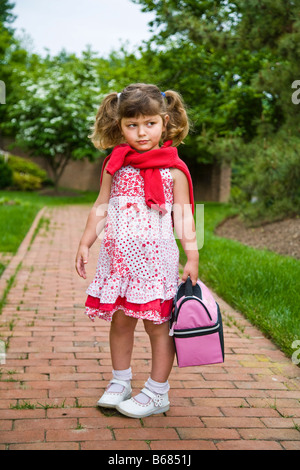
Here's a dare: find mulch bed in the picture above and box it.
[215,216,300,260]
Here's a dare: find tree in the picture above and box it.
[131,1,267,162]
[6,50,103,190]
[0,0,38,139]
[132,0,300,140]
[0,0,16,29]
[132,0,300,220]
[0,0,17,123]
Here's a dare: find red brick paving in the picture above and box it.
[0,205,299,450]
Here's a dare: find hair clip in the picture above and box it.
[117,92,122,99]
[161,92,166,98]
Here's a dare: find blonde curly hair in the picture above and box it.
[89,83,190,149]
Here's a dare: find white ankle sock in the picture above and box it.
[134,377,170,404]
[107,367,132,393]
[145,377,170,395]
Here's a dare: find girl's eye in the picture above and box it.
[125,120,157,128]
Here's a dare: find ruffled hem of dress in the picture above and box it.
[85,305,171,325]
[86,274,178,305]
[85,295,173,325]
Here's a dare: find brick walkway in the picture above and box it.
[0,205,299,450]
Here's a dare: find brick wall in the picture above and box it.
[190,162,231,202]
[2,139,231,201]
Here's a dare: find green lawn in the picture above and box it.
[0,190,97,253]
[179,203,300,359]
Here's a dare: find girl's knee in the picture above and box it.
[111,310,137,334]
[143,320,167,337]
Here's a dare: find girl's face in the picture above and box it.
[120,114,168,152]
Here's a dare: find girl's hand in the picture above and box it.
[181,258,198,286]
[75,244,89,279]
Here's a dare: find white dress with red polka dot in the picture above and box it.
[85,166,179,324]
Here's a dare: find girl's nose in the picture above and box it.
[137,125,146,136]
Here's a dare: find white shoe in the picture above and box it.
[97,379,132,408]
[116,387,170,418]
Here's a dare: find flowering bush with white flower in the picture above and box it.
[7,52,104,190]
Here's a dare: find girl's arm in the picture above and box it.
[171,168,199,286]
[75,164,112,279]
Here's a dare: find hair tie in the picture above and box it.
[161,92,166,98]
[117,92,122,99]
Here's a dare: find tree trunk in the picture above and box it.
[47,152,71,193]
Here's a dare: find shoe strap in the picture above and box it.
[140,387,165,407]
[110,378,130,388]
[141,387,156,400]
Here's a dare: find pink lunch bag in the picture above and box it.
[169,277,225,367]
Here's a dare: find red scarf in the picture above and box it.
[100,140,194,215]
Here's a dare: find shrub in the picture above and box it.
[0,157,13,189]
[7,154,47,180]
[0,152,48,191]
[231,132,300,225]
[12,172,44,191]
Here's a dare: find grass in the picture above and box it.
[0,189,97,315]
[0,189,97,253]
[0,264,5,277]
[179,203,300,359]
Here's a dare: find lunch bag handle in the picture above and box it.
[185,277,193,296]
[185,276,202,299]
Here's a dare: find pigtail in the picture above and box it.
[164,90,190,147]
[89,92,123,149]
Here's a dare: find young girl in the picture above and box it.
[75,83,199,418]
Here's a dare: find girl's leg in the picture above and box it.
[109,310,138,371]
[115,319,174,416]
[143,319,175,383]
[98,310,138,407]
[117,320,175,418]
